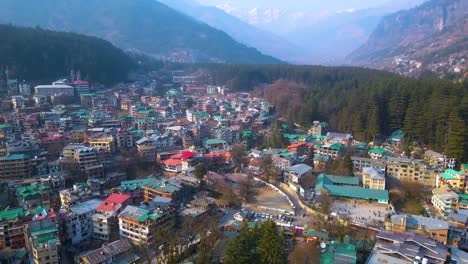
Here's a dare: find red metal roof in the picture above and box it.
[162,159,182,166]
[96,193,131,212]
[170,151,196,160]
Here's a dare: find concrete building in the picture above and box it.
[386,157,435,186]
[0,154,32,180]
[388,214,449,245]
[118,204,176,256]
[93,194,132,242]
[424,150,456,169]
[16,183,50,212]
[0,208,25,250]
[19,81,31,96]
[61,199,103,245]
[34,82,74,97]
[308,121,328,136]
[362,167,386,190]
[286,164,313,192]
[142,178,181,203]
[437,169,466,193]
[431,188,459,216]
[24,208,59,264]
[59,183,93,210]
[76,239,137,264]
[88,137,116,154]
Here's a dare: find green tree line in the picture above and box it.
[0,24,134,84]
[208,64,467,162]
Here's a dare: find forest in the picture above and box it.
[207,64,468,162]
[0,24,134,84]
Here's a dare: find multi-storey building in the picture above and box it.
[362,167,386,190]
[24,208,59,264]
[59,183,93,210]
[431,187,459,216]
[88,137,116,154]
[118,204,176,256]
[63,145,98,171]
[34,82,74,97]
[142,179,181,203]
[314,143,346,159]
[424,150,456,169]
[16,183,50,212]
[93,194,132,242]
[437,169,466,193]
[76,239,136,264]
[386,157,436,186]
[0,208,25,250]
[388,214,449,245]
[0,154,32,180]
[61,199,103,245]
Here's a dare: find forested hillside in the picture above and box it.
[0,0,281,64]
[0,24,134,84]
[209,64,468,161]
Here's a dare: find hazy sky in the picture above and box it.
[197,0,394,12]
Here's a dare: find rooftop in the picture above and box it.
[0,208,24,221]
[70,199,103,215]
[391,214,449,230]
[119,205,161,223]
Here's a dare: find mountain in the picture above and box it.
[158,0,301,62]
[0,0,281,64]
[347,0,467,78]
[0,24,134,84]
[216,0,425,64]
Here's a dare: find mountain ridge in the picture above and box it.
[347,0,467,78]
[0,0,281,64]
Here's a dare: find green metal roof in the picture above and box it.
[0,208,24,221]
[316,174,388,202]
[204,139,227,145]
[30,226,57,237]
[329,143,346,151]
[242,129,253,138]
[143,178,180,193]
[440,173,457,180]
[1,154,31,160]
[321,241,357,264]
[137,110,151,115]
[0,123,12,129]
[304,229,328,239]
[17,184,49,200]
[445,169,464,176]
[369,147,387,155]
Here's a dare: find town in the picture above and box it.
[0,67,466,264]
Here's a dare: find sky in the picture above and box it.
[196,0,395,12]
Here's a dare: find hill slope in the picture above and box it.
[347,0,467,77]
[0,0,281,64]
[159,0,300,63]
[0,24,134,84]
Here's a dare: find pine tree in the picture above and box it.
[447,111,466,161]
[258,220,287,264]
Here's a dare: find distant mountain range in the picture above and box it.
[0,0,281,64]
[347,0,467,78]
[214,0,426,64]
[159,0,301,62]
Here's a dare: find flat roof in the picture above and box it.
[70,199,103,215]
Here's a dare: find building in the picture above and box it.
[315,143,346,159]
[61,199,103,245]
[316,174,389,204]
[368,147,387,160]
[142,178,181,202]
[308,121,328,136]
[437,169,466,193]
[0,154,32,180]
[34,82,74,97]
[63,145,99,171]
[59,183,93,210]
[424,150,456,169]
[88,137,116,154]
[72,80,90,95]
[286,164,313,192]
[0,208,25,250]
[431,188,458,216]
[386,157,435,186]
[118,204,176,256]
[18,81,31,96]
[320,240,357,264]
[369,231,448,264]
[16,183,50,212]
[24,207,60,264]
[76,239,137,264]
[388,214,449,245]
[93,194,132,242]
[362,167,386,190]
[203,139,229,151]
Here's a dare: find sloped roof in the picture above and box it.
[80,239,131,264]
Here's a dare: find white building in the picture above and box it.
[61,198,102,245]
[431,188,458,216]
[19,81,31,96]
[34,80,74,97]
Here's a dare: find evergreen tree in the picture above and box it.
[194,164,207,180]
[447,111,466,161]
[259,220,287,264]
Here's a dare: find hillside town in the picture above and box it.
[0,68,466,264]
